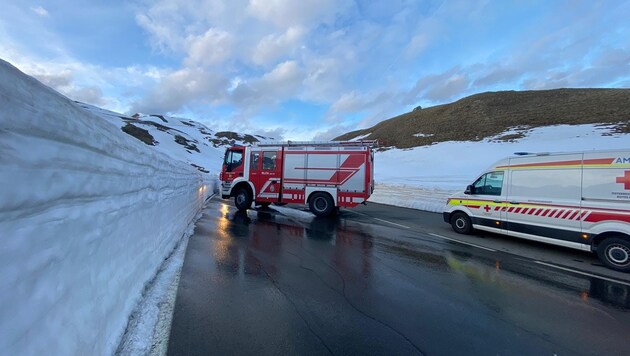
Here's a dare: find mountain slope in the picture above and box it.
[335,88,630,148]
[79,103,273,174]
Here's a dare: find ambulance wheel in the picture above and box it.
[597,237,630,272]
[309,192,334,217]
[451,212,473,235]
[234,188,252,211]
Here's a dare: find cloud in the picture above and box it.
[33,70,73,88]
[130,67,229,114]
[246,0,341,28]
[27,65,110,106]
[67,86,107,106]
[311,124,354,141]
[185,28,233,67]
[5,0,630,143]
[405,67,471,104]
[231,60,305,107]
[253,127,286,141]
[252,26,306,66]
[404,34,430,58]
[329,91,365,113]
[30,6,49,17]
[472,66,521,88]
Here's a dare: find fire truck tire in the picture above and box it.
[234,188,252,211]
[450,212,473,234]
[597,237,630,272]
[309,192,334,217]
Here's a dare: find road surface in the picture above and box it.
[168,198,630,355]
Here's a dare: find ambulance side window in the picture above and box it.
[263,151,276,170]
[472,171,504,196]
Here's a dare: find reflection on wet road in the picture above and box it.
[168,199,630,356]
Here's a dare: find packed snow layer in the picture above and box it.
[372,124,630,212]
[0,60,212,355]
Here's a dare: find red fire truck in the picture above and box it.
[220,140,377,216]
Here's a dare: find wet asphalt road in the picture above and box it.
[168,199,630,356]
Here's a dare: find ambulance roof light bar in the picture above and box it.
[256,140,378,147]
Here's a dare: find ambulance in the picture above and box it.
[220,140,376,217]
[443,149,630,272]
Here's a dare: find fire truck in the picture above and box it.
[220,140,377,217]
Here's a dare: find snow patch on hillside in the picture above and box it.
[349,132,372,141]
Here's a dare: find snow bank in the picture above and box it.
[373,124,630,212]
[0,60,212,355]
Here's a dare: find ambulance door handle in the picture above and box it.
[509,201,520,205]
[493,200,502,203]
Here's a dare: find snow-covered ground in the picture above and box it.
[370,124,630,212]
[0,60,214,355]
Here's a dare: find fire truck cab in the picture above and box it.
[220,140,376,217]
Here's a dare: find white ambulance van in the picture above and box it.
[443,149,630,272]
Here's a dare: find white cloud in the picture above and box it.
[404,34,430,58]
[30,6,49,17]
[252,26,306,65]
[246,0,340,28]
[130,67,229,114]
[231,60,304,106]
[311,124,354,141]
[185,28,233,67]
[330,91,365,113]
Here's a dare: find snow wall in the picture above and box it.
[0,60,213,355]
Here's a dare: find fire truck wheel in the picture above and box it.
[597,237,630,272]
[309,192,334,217]
[451,212,473,234]
[234,188,252,211]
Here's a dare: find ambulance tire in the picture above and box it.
[234,188,252,211]
[597,237,630,272]
[451,212,473,235]
[309,192,334,217]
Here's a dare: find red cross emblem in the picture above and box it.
[484,205,491,213]
[616,170,630,190]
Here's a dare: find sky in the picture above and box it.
[1,0,629,140]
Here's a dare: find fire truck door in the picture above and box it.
[253,150,281,202]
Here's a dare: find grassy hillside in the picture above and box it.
[334,88,630,148]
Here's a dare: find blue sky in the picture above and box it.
[1,0,629,140]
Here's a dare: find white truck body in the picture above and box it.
[443,149,630,271]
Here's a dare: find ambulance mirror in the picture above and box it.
[464,185,473,195]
